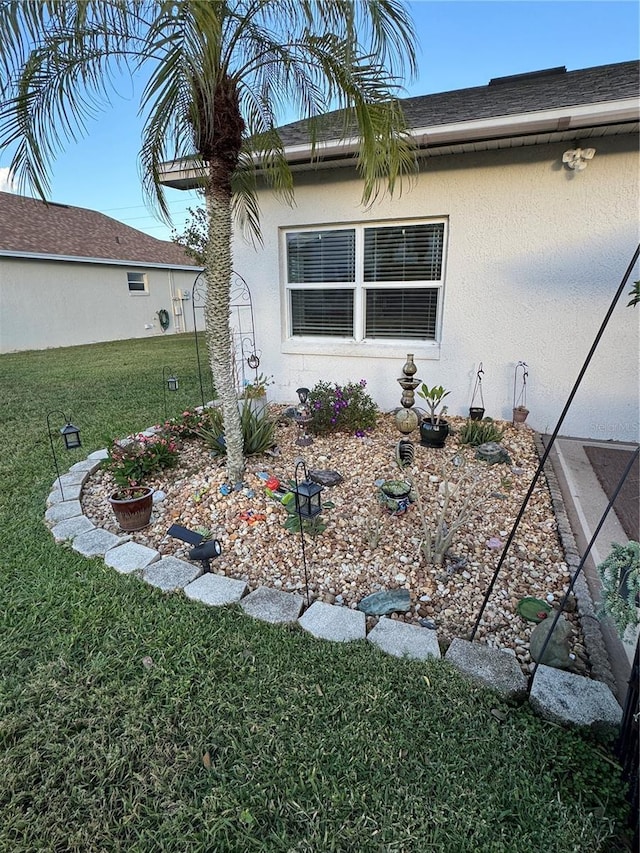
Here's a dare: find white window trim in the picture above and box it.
[281,217,447,358]
[127,271,149,296]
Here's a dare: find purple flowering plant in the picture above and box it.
[307,379,378,435]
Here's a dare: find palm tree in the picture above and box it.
[0,0,417,483]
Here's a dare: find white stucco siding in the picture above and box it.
[233,134,639,442]
[0,259,199,352]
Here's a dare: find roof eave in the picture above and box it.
[0,249,203,271]
[159,97,639,189]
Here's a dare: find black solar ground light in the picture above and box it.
[162,366,179,418]
[167,524,222,572]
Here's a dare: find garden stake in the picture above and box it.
[46,410,81,502]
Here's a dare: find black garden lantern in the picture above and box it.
[163,366,179,392]
[162,366,179,418]
[47,411,82,501]
[60,420,82,449]
[293,461,323,519]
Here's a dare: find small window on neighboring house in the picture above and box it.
[127,271,148,294]
[285,220,446,342]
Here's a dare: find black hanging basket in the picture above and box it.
[469,363,485,420]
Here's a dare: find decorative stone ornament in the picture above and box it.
[395,353,421,434]
[395,439,415,467]
[395,408,419,435]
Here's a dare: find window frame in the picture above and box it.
[282,218,447,356]
[127,271,149,295]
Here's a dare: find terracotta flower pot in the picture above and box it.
[108,487,154,531]
[512,406,529,427]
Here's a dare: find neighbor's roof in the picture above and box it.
[160,59,639,188]
[0,191,199,268]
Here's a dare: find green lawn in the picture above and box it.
[0,336,631,852]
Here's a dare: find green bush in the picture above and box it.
[308,379,378,435]
[459,418,504,446]
[196,401,276,457]
[102,430,180,488]
[596,540,640,635]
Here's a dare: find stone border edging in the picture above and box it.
[534,433,616,692]
[41,437,623,730]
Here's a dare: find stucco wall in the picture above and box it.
[0,259,202,352]
[233,134,640,443]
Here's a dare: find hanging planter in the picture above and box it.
[512,361,529,427]
[469,362,485,420]
[109,487,154,531]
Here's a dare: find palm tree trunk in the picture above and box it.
[203,164,245,484]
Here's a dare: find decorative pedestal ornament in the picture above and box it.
[294,386,313,446]
[395,353,420,434]
[395,439,415,468]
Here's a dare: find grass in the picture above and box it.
[0,335,632,852]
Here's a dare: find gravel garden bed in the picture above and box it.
[81,410,590,676]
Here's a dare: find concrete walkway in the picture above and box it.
[43,439,625,732]
[543,436,638,702]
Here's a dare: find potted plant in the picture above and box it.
[596,541,640,636]
[102,430,179,530]
[108,486,155,531]
[416,383,451,447]
[239,372,273,414]
[378,479,412,514]
[512,361,529,426]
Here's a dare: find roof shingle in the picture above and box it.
[277,60,639,146]
[0,191,198,267]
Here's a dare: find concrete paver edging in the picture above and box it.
[41,438,623,730]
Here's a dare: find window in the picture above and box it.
[285,220,446,342]
[127,271,148,294]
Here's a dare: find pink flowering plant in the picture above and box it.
[163,408,211,439]
[103,430,180,489]
[307,379,378,435]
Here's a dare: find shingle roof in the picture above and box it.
[277,60,639,146]
[0,191,198,267]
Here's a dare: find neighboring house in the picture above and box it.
[0,192,203,353]
[162,60,640,443]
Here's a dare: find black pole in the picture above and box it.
[295,460,312,607]
[470,244,640,640]
[527,446,639,691]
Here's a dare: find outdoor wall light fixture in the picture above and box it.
[162,366,179,418]
[562,147,596,172]
[46,411,81,501]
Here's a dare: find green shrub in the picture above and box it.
[163,407,212,439]
[596,541,640,635]
[102,430,180,488]
[308,379,378,435]
[459,418,504,446]
[196,401,276,457]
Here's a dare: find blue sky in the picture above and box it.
[0,0,637,242]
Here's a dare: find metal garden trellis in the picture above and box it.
[191,270,261,409]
